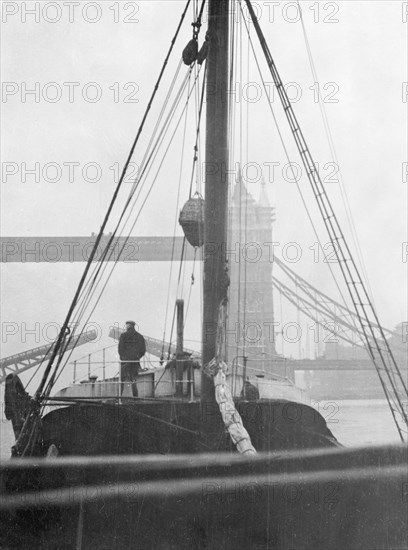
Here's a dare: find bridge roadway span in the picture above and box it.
[1,236,200,263]
[1,330,384,384]
[3,238,405,376]
[108,329,379,372]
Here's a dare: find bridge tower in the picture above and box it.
[227,177,282,375]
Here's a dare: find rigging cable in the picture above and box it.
[55,68,204,383]
[58,66,204,380]
[52,56,195,378]
[188,64,207,198]
[161,67,194,360]
[34,0,194,409]
[238,1,353,329]
[226,0,237,365]
[184,248,198,327]
[52,67,207,388]
[56,65,199,349]
[296,0,374,303]
[57,59,186,348]
[41,14,200,403]
[244,0,407,440]
[183,66,208,328]
[72,62,188,318]
[235,11,244,365]
[165,68,200,350]
[46,67,196,393]
[66,8,208,372]
[242,13,251,364]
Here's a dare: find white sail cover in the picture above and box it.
[205,358,256,455]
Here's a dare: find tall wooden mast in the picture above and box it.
[201,0,230,418]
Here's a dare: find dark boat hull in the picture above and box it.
[39,398,339,456]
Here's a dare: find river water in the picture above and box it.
[0,398,400,461]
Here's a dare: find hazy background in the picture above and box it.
[1,1,406,400]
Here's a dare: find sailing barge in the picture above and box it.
[1,1,407,549]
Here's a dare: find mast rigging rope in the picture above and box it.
[295,0,374,304]
[161,67,194,360]
[52,67,207,388]
[238,1,353,328]
[47,67,195,393]
[244,0,407,440]
[34,0,194,410]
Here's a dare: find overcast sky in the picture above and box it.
[1,1,407,392]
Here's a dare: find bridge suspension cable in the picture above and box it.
[273,257,400,346]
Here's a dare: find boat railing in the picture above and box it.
[67,349,198,400]
[69,347,164,385]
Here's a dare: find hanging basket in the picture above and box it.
[179,195,205,248]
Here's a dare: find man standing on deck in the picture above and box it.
[119,321,146,397]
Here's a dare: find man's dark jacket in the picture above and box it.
[118,327,146,361]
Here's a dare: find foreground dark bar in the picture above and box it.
[1,444,407,549]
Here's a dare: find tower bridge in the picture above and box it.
[1,183,406,398]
